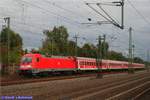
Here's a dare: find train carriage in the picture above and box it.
[77,57,97,70]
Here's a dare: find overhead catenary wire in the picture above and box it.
[11,24,44,37]
[97,4,119,25]
[86,3,115,25]
[12,17,53,31]
[13,2,98,36]
[0,0,148,54]
[12,19,48,31]
[127,0,150,25]
[14,0,83,28]
[43,0,88,19]
[43,0,103,27]
[84,0,124,29]
[0,18,44,39]
[0,17,45,35]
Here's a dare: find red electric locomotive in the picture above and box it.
[19,53,145,76]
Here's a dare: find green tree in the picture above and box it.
[79,43,97,58]
[67,40,76,56]
[0,28,23,75]
[41,26,69,56]
[133,57,144,63]
[108,50,127,61]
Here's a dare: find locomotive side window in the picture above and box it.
[36,58,40,62]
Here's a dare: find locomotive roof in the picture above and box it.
[24,53,42,57]
[23,54,144,65]
[24,53,75,59]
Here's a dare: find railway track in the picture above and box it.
[76,76,149,100]
[0,71,128,86]
[56,72,150,100]
[1,71,149,100]
[0,74,96,86]
[107,81,150,100]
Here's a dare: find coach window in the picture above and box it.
[86,62,88,65]
[94,62,95,66]
[81,62,83,65]
[80,62,82,65]
[87,62,89,65]
[80,62,84,65]
[82,62,84,65]
[84,62,86,65]
[87,62,88,65]
[92,62,94,66]
[90,62,92,66]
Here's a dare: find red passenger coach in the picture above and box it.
[77,57,97,70]
[19,53,145,75]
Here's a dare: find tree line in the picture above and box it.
[38,26,145,63]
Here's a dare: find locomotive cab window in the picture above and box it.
[21,57,32,63]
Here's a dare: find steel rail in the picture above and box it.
[75,76,150,100]
[106,81,150,100]
[57,73,149,99]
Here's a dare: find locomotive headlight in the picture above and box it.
[20,65,25,68]
[26,65,32,68]
[20,65,32,68]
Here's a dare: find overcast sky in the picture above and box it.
[0,0,150,60]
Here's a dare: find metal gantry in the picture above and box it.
[84,0,124,29]
[96,35,106,78]
[73,34,80,57]
[128,27,134,74]
[146,50,150,71]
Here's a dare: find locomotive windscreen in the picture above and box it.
[21,57,32,63]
